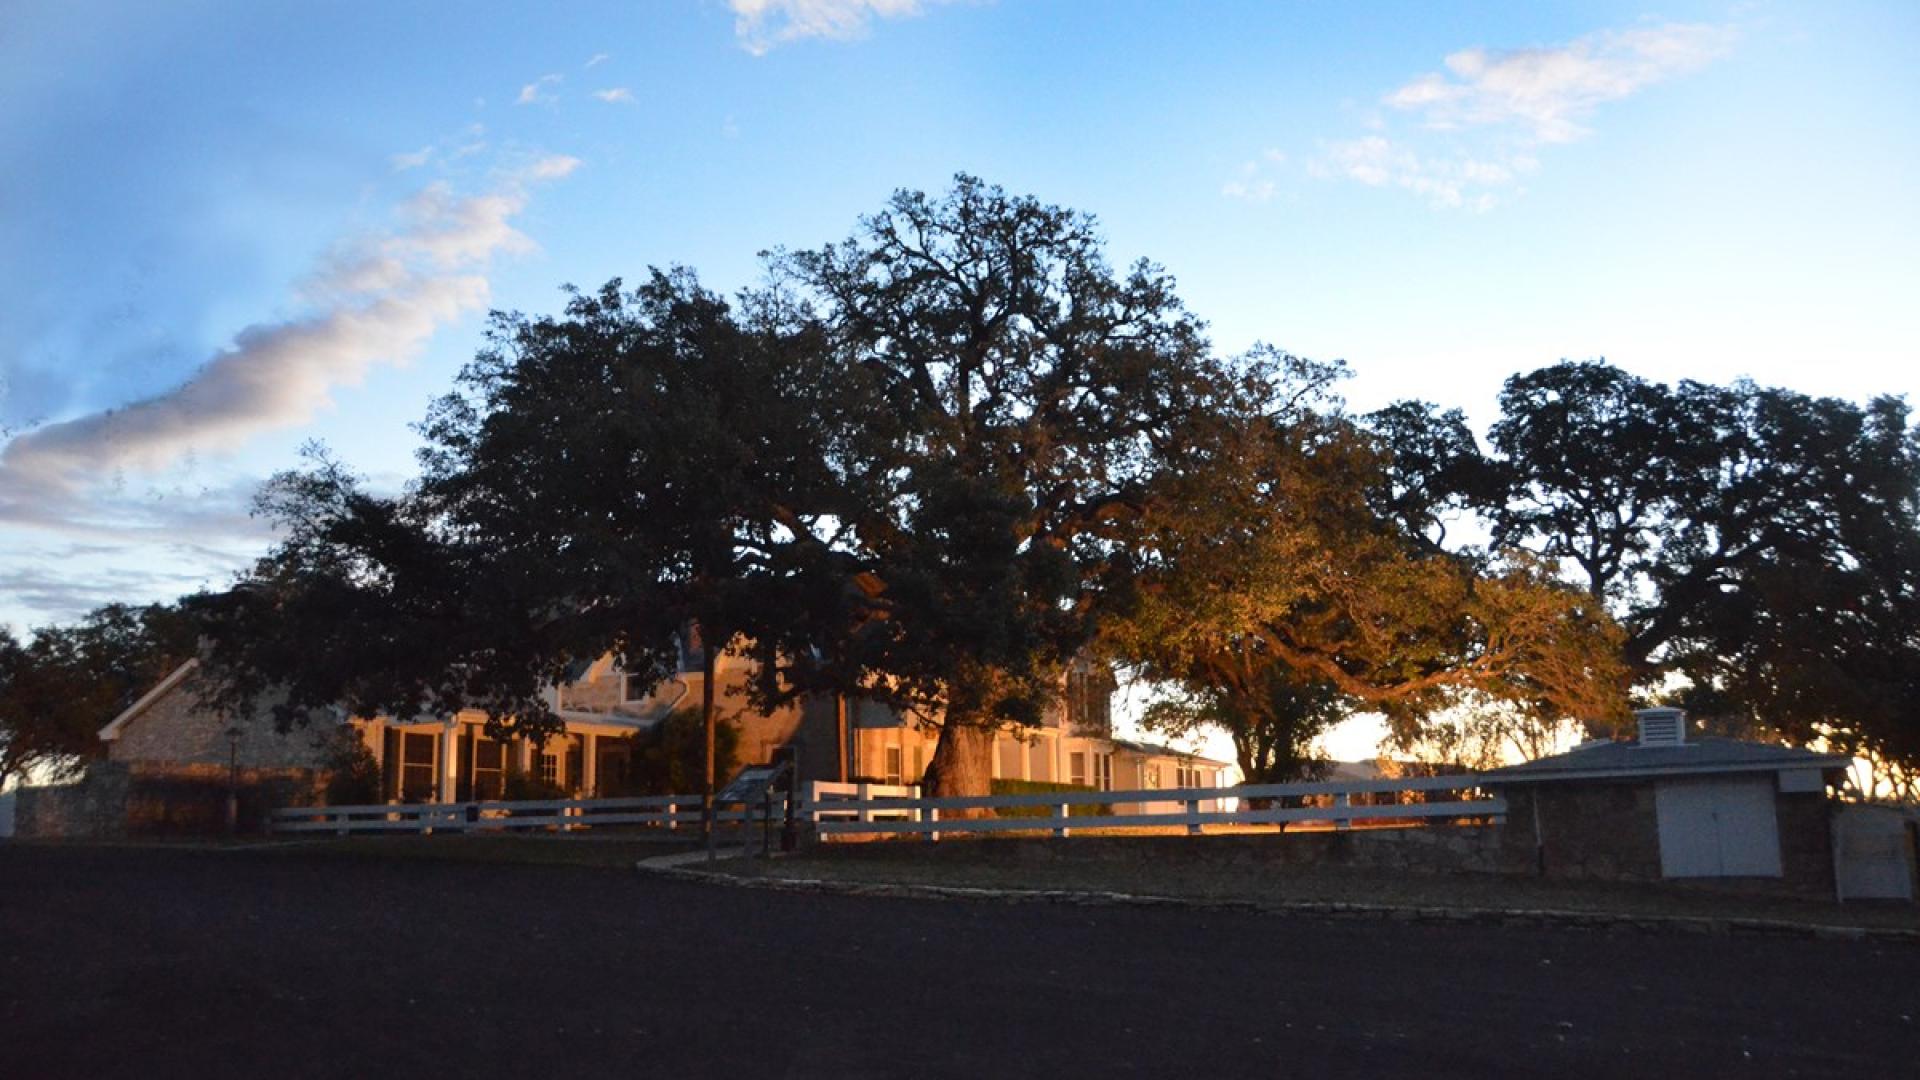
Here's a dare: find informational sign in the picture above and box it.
[716,765,783,805]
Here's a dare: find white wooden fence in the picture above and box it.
[269,775,1501,840]
[269,794,778,836]
[806,775,1504,840]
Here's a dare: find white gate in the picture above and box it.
[1654,777,1782,878]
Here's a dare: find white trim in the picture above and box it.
[1487,757,1849,786]
[97,659,199,743]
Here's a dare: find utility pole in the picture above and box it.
[702,636,717,862]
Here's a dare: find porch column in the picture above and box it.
[582,732,598,797]
[439,721,460,803]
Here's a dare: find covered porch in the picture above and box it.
[359,713,643,803]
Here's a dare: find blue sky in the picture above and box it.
[3,0,1916,658]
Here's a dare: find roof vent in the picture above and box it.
[1635,707,1686,748]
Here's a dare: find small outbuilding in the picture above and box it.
[1480,708,1852,898]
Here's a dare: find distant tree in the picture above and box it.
[1140,660,1349,787]
[0,603,195,789]
[1115,377,1629,772]
[1375,360,1920,772]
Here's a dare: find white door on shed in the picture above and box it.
[1655,777,1783,878]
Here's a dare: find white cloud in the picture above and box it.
[390,145,433,171]
[1303,21,1732,210]
[592,87,635,104]
[1385,23,1735,144]
[1222,149,1286,202]
[1315,136,1534,211]
[584,52,610,69]
[729,0,948,55]
[516,73,562,105]
[0,160,582,507]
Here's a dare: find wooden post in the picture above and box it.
[836,694,849,784]
[1053,802,1070,839]
[1335,791,1352,831]
[1185,797,1201,836]
[927,806,940,844]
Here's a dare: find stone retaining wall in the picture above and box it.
[13,762,326,839]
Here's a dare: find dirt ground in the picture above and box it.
[3,841,1918,1078]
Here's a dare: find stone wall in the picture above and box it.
[1499,779,1837,900]
[109,674,341,771]
[13,762,325,838]
[829,826,1528,878]
[1500,783,1663,882]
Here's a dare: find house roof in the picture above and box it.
[1479,735,1850,785]
[1109,737,1230,767]
[98,659,200,743]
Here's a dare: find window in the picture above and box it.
[540,751,559,786]
[1176,763,1200,788]
[1146,765,1160,789]
[400,732,437,802]
[884,746,903,785]
[1093,752,1113,792]
[470,734,506,800]
[622,672,653,704]
[677,624,706,673]
[1068,751,1087,787]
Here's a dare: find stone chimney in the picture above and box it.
[1635,706,1687,747]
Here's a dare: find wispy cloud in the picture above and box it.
[729,0,949,55]
[0,156,583,523]
[592,87,635,105]
[1311,136,1536,212]
[390,145,434,171]
[1385,23,1735,144]
[584,52,610,69]
[516,73,562,105]
[1222,150,1286,203]
[1300,21,1734,210]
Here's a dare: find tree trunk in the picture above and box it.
[922,721,996,805]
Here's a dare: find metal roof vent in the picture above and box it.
[1635,707,1686,747]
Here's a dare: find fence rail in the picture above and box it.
[269,794,781,836]
[806,775,1503,839]
[270,774,1502,840]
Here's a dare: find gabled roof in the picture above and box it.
[1109,737,1230,767]
[98,659,200,743]
[1479,735,1850,785]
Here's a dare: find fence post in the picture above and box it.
[927,806,940,844]
[1335,792,1352,831]
[666,801,677,830]
[335,811,348,838]
[1185,797,1202,836]
[856,783,872,827]
[1053,802,1070,840]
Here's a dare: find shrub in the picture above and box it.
[989,778,1111,818]
[322,734,382,806]
[599,708,740,797]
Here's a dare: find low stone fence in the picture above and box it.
[12,762,325,839]
[819,826,1531,879]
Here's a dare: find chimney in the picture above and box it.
[1635,707,1687,747]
